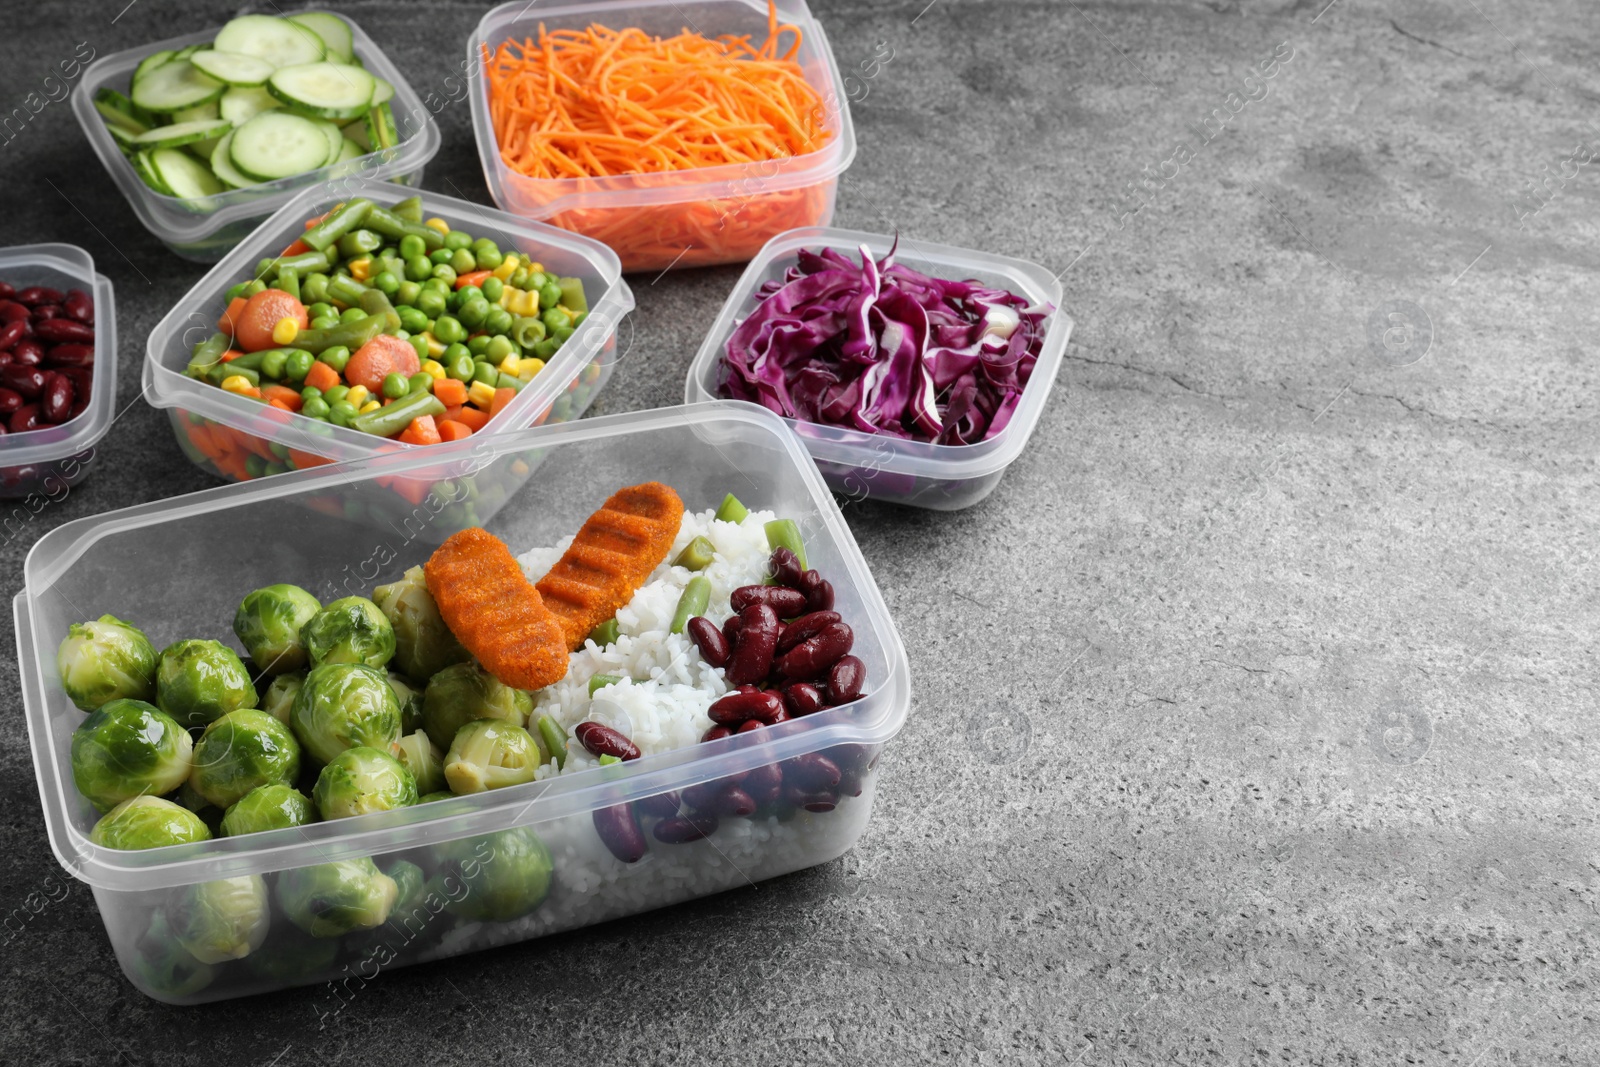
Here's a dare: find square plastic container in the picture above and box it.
[468,0,856,274]
[72,13,442,263]
[17,401,910,1004]
[685,227,1071,510]
[143,180,634,524]
[0,244,118,501]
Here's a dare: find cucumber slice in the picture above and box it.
[209,130,257,189]
[95,89,149,133]
[268,62,373,121]
[173,44,205,62]
[365,103,398,150]
[341,117,371,151]
[108,124,143,151]
[132,150,173,195]
[151,147,223,200]
[189,134,225,162]
[132,118,233,149]
[171,101,220,124]
[213,15,325,69]
[369,78,394,107]
[219,86,279,126]
[230,111,331,181]
[336,137,363,163]
[131,60,225,113]
[132,49,176,85]
[287,12,354,64]
[191,49,276,88]
[315,119,344,165]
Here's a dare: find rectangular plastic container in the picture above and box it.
[468,0,856,274]
[17,401,909,1004]
[685,227,1071,510]
[0,244,118,502]
[143,180,633,525]
[72,13,442,263]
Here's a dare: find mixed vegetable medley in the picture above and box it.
[185,195,589,445]
[95,12,404,201]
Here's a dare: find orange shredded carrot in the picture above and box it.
[425,528,569,691]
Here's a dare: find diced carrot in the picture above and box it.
[437,418,473,442]
[450,405,490,432]
[303,360,342,392]
[344,335,421,393]
[235,289,309,352]
[269,399,291,411]
[391,476,430,506]
[303,209,333,230]
[280,238,311,257]
[398,415,442,446]
[288,448,333,470]
[432,378,468,407]
[455,270,492,290]
[218,297,249,337]
[261,384,303,411]
[490,387,517,418]
[219,349,247,363]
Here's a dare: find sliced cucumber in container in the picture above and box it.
[268,62,374,121]
[170,101,221,124]
[133,150,173,195]
[335,137,363,164]
[214,14,326,68]
[150,147,224,199]
[314,119,345,166]
[287,12,354,63]
[366,103,399,150]
[132,118,234,150]
[131,59,225,112]
[94,89,149,133]
[219,86,280,126]
[230,111,333,181]
[209,131,257,189]
[341,117,372,152]
[191,49,276,88]
[369,78,395,108]
[132,49,176,85]
[108,123,143,152]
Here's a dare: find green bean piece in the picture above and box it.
[301,273,331,305]
[670,577,711,635]
[536,715,567,769]
[258,249,332,280]
[391,196,424,223]
[219,349,267,372]
[511,315,545,349]
[225,280,252,302]
[715,493,750,523]
[495,372,525,393]
[336,228,382,259]
[274,265,301,301]
[763,519,807,571]
[186,333,230,379]
[351,390,445,437]
[302,198,373,252]
[325,275,367,307]
[557,276,588,313]
[589,618,619,646]
[364,206,443,250]
[291,314,384,355]
[671,536,716,571]
[359,288,402,333]
[208,362,259,386]
[588,674,624,697]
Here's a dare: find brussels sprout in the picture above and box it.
[130,911,215,999]
[260,671,305,725]
[156,639,258,730]
[394,730,445,796]
[301,596,395,670]
[373,566,469,681]
[313,746,417,820]
[289,663,402,765]
[245,922,339,982]
[220,783,316,837]
[233,584,321,675]
[57,614,158,711]
[417,791,454,803]
[385,859,426,914]
[443,720,542,794]
[168,875,271,963]
[190,709,301,809]
[422,662,532,751]
[90,796,212,851]
[276,858,398,938]
[389,672,424,734]
[70,699,192,812]
[173,780,225,835]
[430,827,552,923]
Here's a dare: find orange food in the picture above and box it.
[490,387,517,418]
[218,296,249,336]
[398,415,441,445]
[280,238,311,257]
[344,334,421,393]
[455,270,492,290]
[303,360,341,393]
[261,384,303,411]
[448,405,490,432]
[235,289,309,352]
[425,528,569,690]
[437,419,472,442]
[432,378,468,407]
[536,482,684,650]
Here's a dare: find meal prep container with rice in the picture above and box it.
[0,244,118,501]
[17,402,910,1004]
[72,15,441,263]
[143,181,632,527]
[468,0,857,274]
[686,227,1070,510]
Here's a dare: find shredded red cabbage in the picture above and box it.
[718,242,1052,445]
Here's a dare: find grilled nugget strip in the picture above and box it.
[537,482,685,649]
[425,528,569,691]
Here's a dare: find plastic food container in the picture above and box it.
[143,180,633,524]
[0,244,118,501]
[71,14,442,263]
[468,0,856,274]
[17,401,909,1004]
[685,227,1071,510]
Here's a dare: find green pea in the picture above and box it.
[340,306,367,323]
[471,237,498,256]
[264,461,289,477]
[484,306,513,337]
[398,234,426,260]
[394,329,410,341]
[431,264,457,288]
[407,372,433,396]
[310,315,339,331]
[373,270,400,296]
[442,342,471,366]
[408,335,428,361]
[455,284,483,306]
[320,346,351,374]
[525,271,548,293]
[509,267,530,289]
[467,335,491,356]
[307,302,333,320]
[301,396,330,420]
[533,337,559,360]
[397,306,428,334]
[245,454,266,478]
[485,335,515,363]
[430,248,453,265]
[538,281,563,310]
[284,349,314,383]
[542,306,572,332]
[323,384,350,405]
[382,372,410,400]
[327,400,358,427]
[300,385,323,403]
[552,324,574,343]
[479,276,504,303]
[447,352,475,381]
[395,280,421,307]
[443,230,473,251]
[474,248,503,272]
[269,441,290,460]
[450,248,477,275]
[260,349,288,379]
[416,290,447,320]
[408,255,436,282]
[472,361,499,387]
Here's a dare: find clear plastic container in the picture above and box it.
[16,401,909,1004]
[468,0,856,273]
[0,244,118,501]
[143,180,634,523]
[71,13,442,263]
[685,227,1072,510]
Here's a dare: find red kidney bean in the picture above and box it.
[686,616,730,668]
[784,753,841,793]
[593,804,647,863]
[783,784,838,813]
[1,365,45,399]
[708,688,784,725]
[0,388,21,415]
[768,546,805,588]
[725,603,779,684]
[0,320,23,350]
[15,287,62,307]
[777,611,841,654]
[653,813,718,844]
[45,342,93,368]
[730,584,809,617]
[781,682,826,717]
[12,340,43,367]
[59,367,92,401]
[64,290,93,323]
[743,762,783,805]
[736,718,765,734]
[0,353,10,368]
[710,786,756,818]
[574,721,641,761]
[32,305,61,321]
[800,570,835,612]
[827,656,866,705]
[0,282,12,299]
[0,301,27,324]
[33,318,92,344]
[837,761,865,798]
[67,393,88,421]
[701,724,732,743]
[40,373,72,423]
[9,404,41,433]
[635,790,682,819]
[681,780,726,811]
[722,613,743,647]
[775,622,853,681]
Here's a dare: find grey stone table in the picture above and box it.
[2,1,1595,1063]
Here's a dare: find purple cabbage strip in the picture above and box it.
[722,244,1053,445]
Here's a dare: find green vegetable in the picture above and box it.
[301,596,395,669]
[186,333,231,380]
[364,205,441,250]
[275,266,300,303]
[290,662,403,765]
[510,315,544,349]
[244,922,337,983]
[336,229,382,259]
[283,348,315,382]
[382,372,409,399]
[233,583,321,675]
[303,198,372,252]
[429,827,551,922]
[168,876,271,963]
[672,536,716,571]
[421,661,531,751]
[588,618,619,646]
[90,796,212,851]
[325,274,366,307]
[288,312,384,355]
[558,276,588,313]
[715,493,749,523]
[276,858,398,938]
[219,783,315,836]
[156,639,257,730]
[670,576,710,635]
[190,708,301,808]
[388,671,425,734]
[371,565,470,680]
[764,518,807,570]
[259,671,304,725]
[130,912,215,998]
[535,714,567,769]
[394,729,445,795]
[360,287,402,332]
[442,720,542,793]
[312,745,417,819]
[351,389,444,438]
[587,673,623,697]
[70,699,192,812]
[57,614,159,710]
[392,196,424,223]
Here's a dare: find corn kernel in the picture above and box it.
[419,331,445,358]
[345,385,370,408]
[517,357,544,381]
[425,217,450,235]
[468,380,497,409]
[498,287,515,309]
[359,399,382,414]
[527,262,544,274]
[271,317,299,345]
[349,257,371,281]
[220,375,255,395]
[421,359,446,380]
[492,255,519,280]
[499,354,520,376]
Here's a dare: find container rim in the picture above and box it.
[141,179,635,465]
[70,12,443,245]
[19,401,911,890]
[0,244,119,467]
[468,0,857,218]
[684,225,1072,480]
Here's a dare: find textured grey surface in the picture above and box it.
[2,0,1597,1064]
